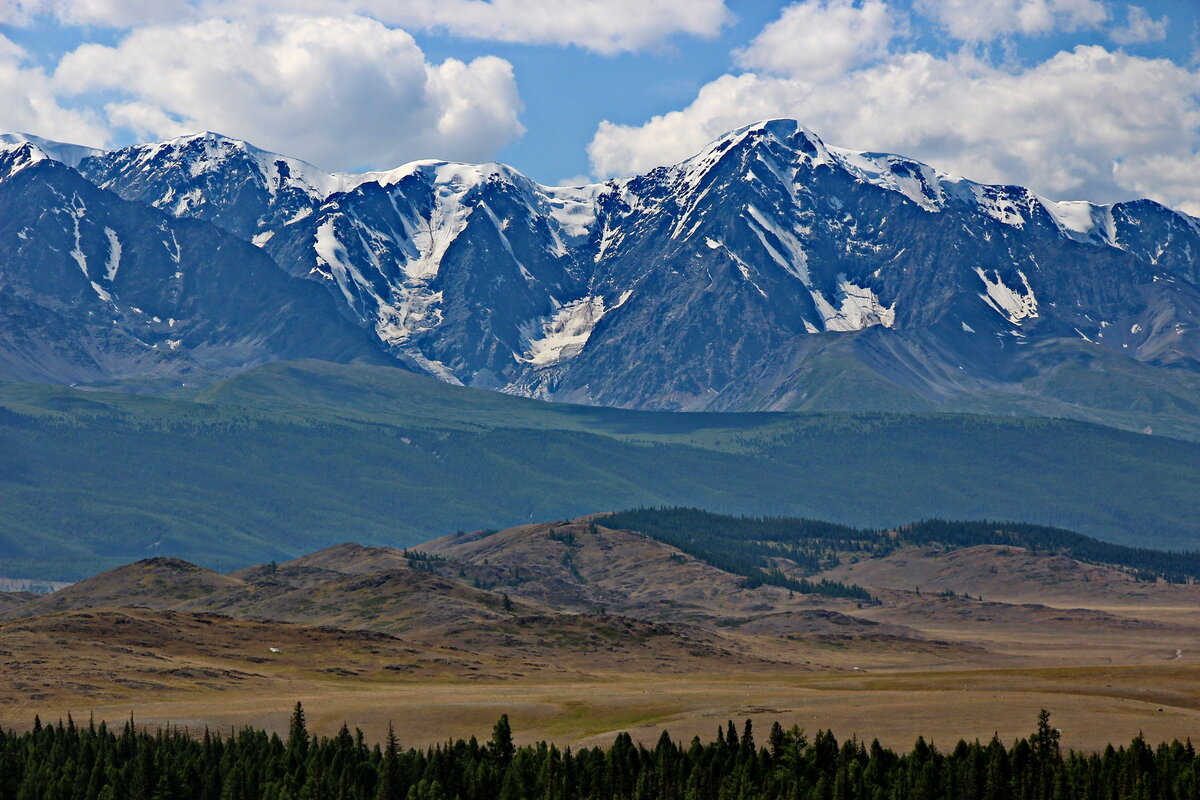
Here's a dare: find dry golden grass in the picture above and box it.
[8,666,1199,754]
[4,524,1199,753]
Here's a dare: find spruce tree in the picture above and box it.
[742,719,755,757]
[376,724,401,800]
[490,715,515,768]
[770,722,786,760]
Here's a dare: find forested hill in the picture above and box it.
[2,706,1195,800]
[5,360,1200,580]
[602,508,1200,585]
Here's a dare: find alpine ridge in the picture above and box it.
[0,139,388,384]
[5,121,1200,432]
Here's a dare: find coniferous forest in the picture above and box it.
[603,508,1200,587]
[4,705,1197,800]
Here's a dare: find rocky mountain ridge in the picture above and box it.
[4,122,1199,423]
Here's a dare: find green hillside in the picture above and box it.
[1,360,1198,580]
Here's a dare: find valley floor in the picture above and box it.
[3,518,1198,752]
[5,662,1199,754]
[4,603,1197,752]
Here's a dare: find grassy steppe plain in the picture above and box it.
[5,636,1197,753]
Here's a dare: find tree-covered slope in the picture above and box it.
[1,361,1198,580]
[602,508,1200,585]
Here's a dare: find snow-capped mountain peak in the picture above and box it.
[90,131,352,199]
[10,119,1200,412]
[0,140,50,181]
[0,132,104,169]
[674,120,1200,252]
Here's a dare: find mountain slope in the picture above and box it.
[31,121,1199,435]
[2,360,1199,580]
[0,142,388,384]
[819,544,1200,606]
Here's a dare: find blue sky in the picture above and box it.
[418,0,1196,185]
[415,0,792,181]
[0,1,1197,211]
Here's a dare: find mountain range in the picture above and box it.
[3,122,1200,437]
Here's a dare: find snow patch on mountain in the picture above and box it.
[399,163,485,281]
[966,185,1037,227]
[376,289,445,346]
[89,281,111,303]
[811,277,895,331]
[66,200,88,278]
[1040,198,1119,245]
[744,204,810,283]
[522,295,610,366]
[314,219,378,311]
[542,183,605,248]
[159,224,182,265]
[103,227,121,282]
[827,149,946,212]
[975,267,1039,323]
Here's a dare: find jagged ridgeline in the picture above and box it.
[2,708,1196,800]
[603,508,1200,586]
[6,122,1200,439]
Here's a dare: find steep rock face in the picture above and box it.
[0,143,387,384]
[11,121,1200,417]
[504,120,1199,408]
[265,161,598,385]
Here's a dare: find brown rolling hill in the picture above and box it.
[818,545,1200,607]
[0,592,35,615]
[2,548,537,636]
[0,543,771,680]
[6,558,244,617]
[231,542,416,579]
[0,606,566,707]
[9,521,1197,660]
[5,516,1200,749]
[419,520,868,627]
[189,559,536,635]
[420,519,1200,661]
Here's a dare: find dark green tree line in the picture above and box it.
[604,508,1200,587]
[2,707,1197,800]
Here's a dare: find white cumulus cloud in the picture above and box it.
[358,0,732,54]
[52,14,525,170]
[587,43,1200,214]
[0,33,110,147]
[735,0,898,82]
[2,0,732,54]
[915,0,1109,41]
[1109,5,1170,46]
[0,0,188,26]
